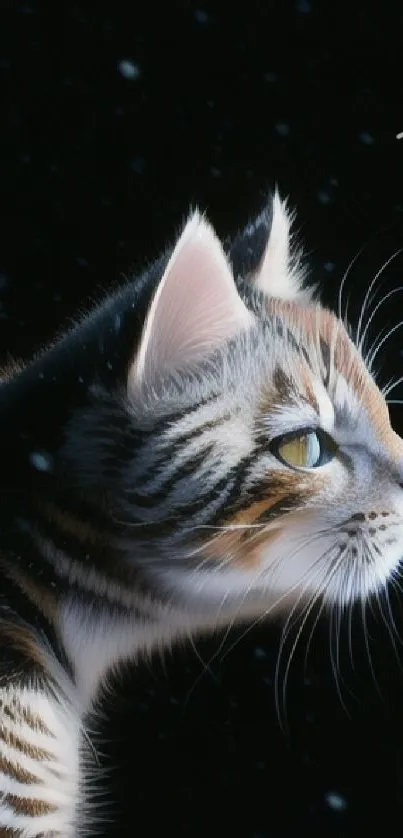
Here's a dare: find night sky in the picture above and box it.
[2,2,403,836]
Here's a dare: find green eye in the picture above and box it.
[271,429,336,469]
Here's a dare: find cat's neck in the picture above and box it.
[0,497,227,708]
[57,560,286,708]
[58,595,217,707]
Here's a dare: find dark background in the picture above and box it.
[2,2,403,836]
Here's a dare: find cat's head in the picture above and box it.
[72,193,403,620]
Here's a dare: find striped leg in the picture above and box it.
[0,685,81,837]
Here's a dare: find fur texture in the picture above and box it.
[0,190,402,835]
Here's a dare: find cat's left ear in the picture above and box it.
[231,190,315,304]
[129,210,255,390]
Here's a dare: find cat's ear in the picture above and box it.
[129,211,254,388]
[252,191,314,302]
[231,190,314,304]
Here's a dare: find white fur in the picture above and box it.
[252,191,311,302]
[311,378,335,432]
[4,195,403,838]
[0,683,82,838]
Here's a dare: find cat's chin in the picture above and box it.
[320,542,403,608]
[157,543,403,626]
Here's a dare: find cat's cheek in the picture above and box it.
[309,463,347,506]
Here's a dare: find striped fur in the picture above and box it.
[0,685,81,836]
[1,191,403,834]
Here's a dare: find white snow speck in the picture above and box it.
[317,189,331,204]
[325,791,347,811]
[118,60,141,81]
[29,451,54,472]
[359,131,375,145]
[396,132,403,140]
[297,0,311,12]
[130,156,146,174]
[194,9,209,23]
[275,122,290,136]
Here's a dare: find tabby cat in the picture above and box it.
[1,191,403,837]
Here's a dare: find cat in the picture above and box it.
[0,190,403,837]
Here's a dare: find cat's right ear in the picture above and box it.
[229,190,315,304]
[128,211,255,391]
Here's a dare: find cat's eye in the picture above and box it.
[271,429,336,470]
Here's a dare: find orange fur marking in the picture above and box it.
[201,471,319,567]
[266,299,403,461]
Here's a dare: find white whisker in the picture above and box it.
[338,241,369,322]
[275,547,344,730]
[366,317,403,369]
[359,283,403,354]
[384,374,403,399]
[360,583,383,702]
[356,249,402,349]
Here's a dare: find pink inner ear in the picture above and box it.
[130,211,254,388]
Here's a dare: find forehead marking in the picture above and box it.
[310,378,335,432]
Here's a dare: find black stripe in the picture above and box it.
[131,443,215,509]
[0,572,73,684]
[286,327,300,354]
[203,452,258,525]
[254,495,302,525]
[11,515,168,615]
[4,522,71,598]
[320,337,331,387]
[17,513,137,593]
[273,366,295,402]
[150,391,222,436]
[138,409,230,482]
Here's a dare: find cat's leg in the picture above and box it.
[0,684,83,838]
[0,624,84,838]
